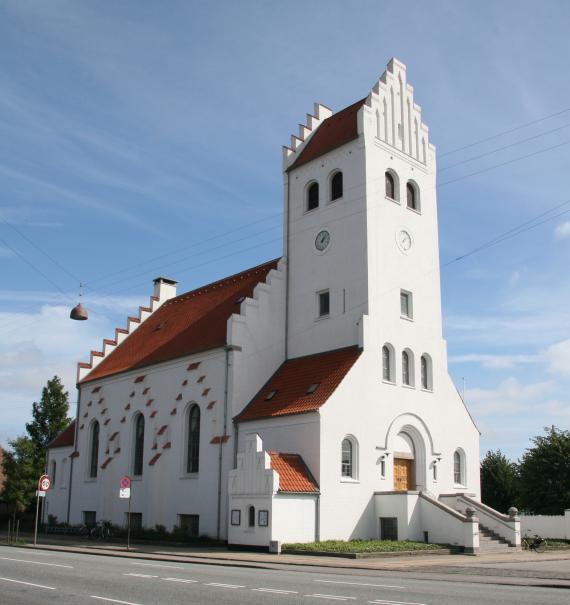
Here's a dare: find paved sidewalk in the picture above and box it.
[5,534,570,588]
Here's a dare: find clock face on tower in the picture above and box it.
[315,230,331,252]
[397,229,413,253]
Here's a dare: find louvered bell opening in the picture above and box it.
[70,302,88,321]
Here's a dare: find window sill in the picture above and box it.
[84,478,97,483]
[421,388,434,394]
[385,196,400,204]
[454,483,467,490]
[382,379,396,386]
[328,196,343,204]
[131,476,143,482]
[402,384,415,390]
[304,207,319,215]
[406,206,422,215]
[400,315,414,322]
[315,314,330,322]
[340,478,360,484]
[180,473,199,480]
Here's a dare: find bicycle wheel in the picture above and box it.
[535,540,546,553]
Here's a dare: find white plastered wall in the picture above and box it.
[44,445,73,524]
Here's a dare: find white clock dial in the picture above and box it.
[315,230,331,251]
[397,229,413,252]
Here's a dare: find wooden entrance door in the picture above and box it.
[394,458,414,491]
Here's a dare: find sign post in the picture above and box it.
[34,475,51,546]
[119,475,132,551]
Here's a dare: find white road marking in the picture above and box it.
[162,577,199,584]
[0,556,73,568]
[91,597,143,605]
[253,588,299,594]
[0,577,56,590]
[131,562,184,570]
[315,580,405,589]
[369,600,427,605]
[122,573,159,579]
[206,582,245,588]
[307,595,356,601]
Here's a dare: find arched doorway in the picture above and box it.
[393,432,415,491]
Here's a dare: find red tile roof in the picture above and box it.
[47,421,76,449]
[81,259,279,383]
[288,98,366,171]
[268,452,319,493]
[235,346,361,423]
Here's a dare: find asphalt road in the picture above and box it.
[0,545,568,605]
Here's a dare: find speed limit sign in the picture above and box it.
[39,475,51,492]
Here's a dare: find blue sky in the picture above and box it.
[1,0,569,460]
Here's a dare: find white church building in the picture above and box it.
[46,58,520,553]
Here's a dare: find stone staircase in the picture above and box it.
[478,523,518,553]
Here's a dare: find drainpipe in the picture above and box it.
[66,388,81,524]
[217,345,241,540]
[315,494,320,542]
[284,173,291,360]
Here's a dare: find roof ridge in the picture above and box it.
[165,257,281,305]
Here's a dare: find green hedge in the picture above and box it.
[283,539,447,553]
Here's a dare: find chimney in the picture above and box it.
[153,276,178,303]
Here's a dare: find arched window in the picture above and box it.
[89,421,99,479]
[382,345,394,382]
[133,414,145,476]
[248,505,255,527]
[307,182,319,211]
[420,354,432,391]
[341,438,353,477]
[51,460,57,486]
[330,171,343,201]
[402,351,410,386]
[454,450,465,485]
[406,182,418,210]
[385,171,396,200]
[186,405,200,473]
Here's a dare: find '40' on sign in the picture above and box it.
[39,476,51,491]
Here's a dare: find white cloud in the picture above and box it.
[449,353,539,369]
[543,338,570,377]
[554,221,570,240]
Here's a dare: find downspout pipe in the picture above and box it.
[216,344,241,541]
[66,388,81,524]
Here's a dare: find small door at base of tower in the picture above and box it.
[393,458,414,491]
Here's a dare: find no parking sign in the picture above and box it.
[119,475,131,499]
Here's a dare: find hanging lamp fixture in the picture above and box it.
[70,282,88,321]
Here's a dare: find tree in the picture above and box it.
[25,376,71,472]
[519,426,570,514]
[480,450,519,513]
[1,376,71,516]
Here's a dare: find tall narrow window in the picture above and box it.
[421,354,432,390]
[133,414,145,476]
[330,172,343,201]
[307,182,319,211]
[318,290,330,318]
[341,438,353,478]
[89,421,99,479]
[400,290,412,319]
[248,505,255,527]
[402,351,410,386]
[51,460,57,486]
[187,405,200,473]
[385,172,395,200]
[406,182,417,210]
[454,450,463,485]
[382,345,393,382]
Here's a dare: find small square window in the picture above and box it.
[400,290,413,319]
[380,517,398,541]
[265,390,277,401]
[83,511,96,526]
[178,514,199,537]
[318,290,330,318]
[126,512,143,530]
[306,383,320,394]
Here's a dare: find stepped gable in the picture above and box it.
[47,421,76,449]
[236,346,361,422]
[288,98,366,171]
[80,259,280,383]
[268,452,319,493]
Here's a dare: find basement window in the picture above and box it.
[265,390,278,401]
[235,296,246,304]
[306,383,320,394]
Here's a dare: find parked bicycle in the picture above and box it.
[89,520,113,541]
[522,532,547,553]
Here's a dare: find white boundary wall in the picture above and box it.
[520,511,570,539]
